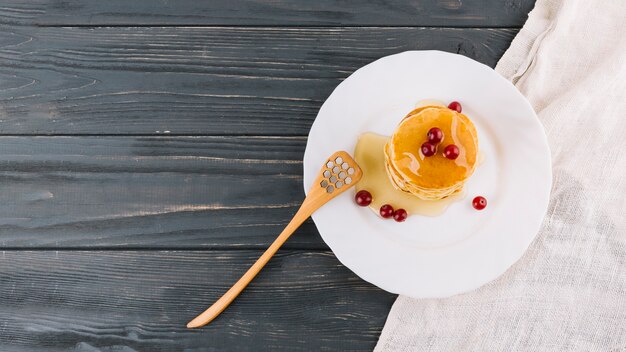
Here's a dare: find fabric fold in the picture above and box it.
[375,0,626,350]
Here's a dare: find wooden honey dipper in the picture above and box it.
[187,151,362,328]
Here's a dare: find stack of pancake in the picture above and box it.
[384,105,478,200]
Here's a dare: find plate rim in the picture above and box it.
[303,50,552,298]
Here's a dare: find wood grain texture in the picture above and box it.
[1,0,535,27]
[187,151,362,328]
[0,26,517,135]
[0,136,331,249]
[0,0,535,349]
[0,250,396,351]
[0,1,45,25]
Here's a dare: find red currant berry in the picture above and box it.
[472,196,487,210]
[393,208,408,222]
[448,101,462,113]
[443,144,460,160]
[427,127,444,144]
[379,204,394,218]
[421,142,437,157]
[355,190,373,207]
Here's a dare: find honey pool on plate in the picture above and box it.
[354,132,465,217]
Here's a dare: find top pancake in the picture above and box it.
[384,105,478,199]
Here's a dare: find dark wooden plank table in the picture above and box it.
[0,1,535,350]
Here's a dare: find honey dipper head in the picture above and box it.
[315,151,362,195]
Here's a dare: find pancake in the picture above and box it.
[384,105,478,200]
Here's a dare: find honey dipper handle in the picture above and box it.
[187,150,362,329]
[186,198,318,329]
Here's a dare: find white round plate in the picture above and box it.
[303,51,551,298]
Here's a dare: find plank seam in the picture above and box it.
[0,134,309,138]
[30,24,523,29]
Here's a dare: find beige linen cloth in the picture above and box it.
[375,0,626,350]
